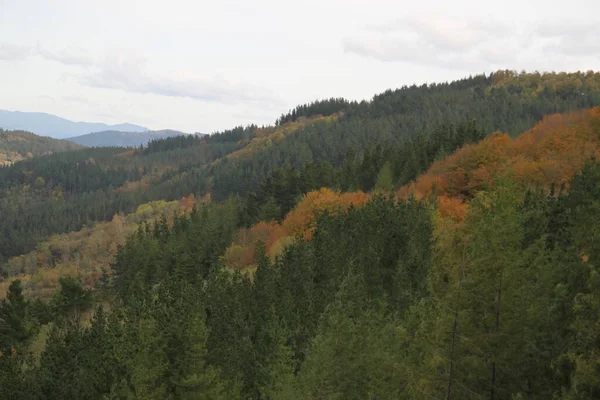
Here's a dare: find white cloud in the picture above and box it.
[536,20,600,56]
[78,49,281,105]
[535,20,597,38]
[343,16,517,70]
[0,42,30,60]
[36,43,95,66]
[63,95,91,104]
[2,41,281,106]
[343,16,600,71]
[1,42,95,65]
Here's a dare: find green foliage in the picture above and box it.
[50,276,92,323]
[241,120,485,225]
[0,280,36,353]
[375,161,394,191]
[3,72,600,400]
[285,275,409,399]
[275,97,350,125]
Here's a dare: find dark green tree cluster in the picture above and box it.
[241,120,482,223]
[275,98,351,125]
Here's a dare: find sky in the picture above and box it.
[1,0,599,133]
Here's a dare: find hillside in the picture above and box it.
[2,105,599,399]
[68,129,189,147]
[0,129,83,165]
[0,197,197,300]
[195,70,600,201]
[0,109,147,139]
[216,107,600,271]
[399,107,600,201]
[2,71,600,265]
[1,71,600,399]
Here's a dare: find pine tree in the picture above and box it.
[0,280,34,353]
[375,161,395,191]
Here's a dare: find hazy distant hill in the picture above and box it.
[0,129,83,165]
[68,129,188,147]
[0,109,147,139]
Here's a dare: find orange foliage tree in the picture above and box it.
[399,107,600,201]
[222,188,370,270]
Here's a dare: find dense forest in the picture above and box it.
[1,70,600,399]
[3,70,599,266]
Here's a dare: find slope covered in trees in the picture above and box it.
[2,71,599,267]
[198,70,600,201]
[0,129,82,165]
[3,154,599,399]
[68,129,191,148]
[402,108,600,198]
[0,125,251,266]
[0,197,197,300]
[1,71,600,399]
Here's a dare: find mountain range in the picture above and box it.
[0,109,148,139]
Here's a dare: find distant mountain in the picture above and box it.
[0,109,148,139]
[68,129,188,147]
[0,129,83,165]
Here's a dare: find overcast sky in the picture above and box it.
[1,0,599,133]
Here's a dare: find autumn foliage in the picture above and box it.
[436,195,468,222]
[0,199,192,300]
[223,107,600,268]
[222,188,370,269]
[399,107,600,202]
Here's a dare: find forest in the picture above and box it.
[0,129,82,166]
[0,70,600,399]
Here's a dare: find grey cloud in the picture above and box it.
[79,52,281,105]
[343,34,498,70]
[543,40,600,57]
[0,42,95,65]
[63,95,91,104]
[404,16,504,52]
[536,20,600,56]
[0,42,31,60]
[3,40,280,105]
[343,16,519,69]
[343,16,599,70]
[535,20,597,38]
[36,43,95,66]
[38,95,56,101]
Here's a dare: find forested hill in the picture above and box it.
[1,71,600,266]
[0,129,83,165]
[68,129,188,148]
[1,104,599,399]
[196,70,600,201]
[1,70,600,399]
